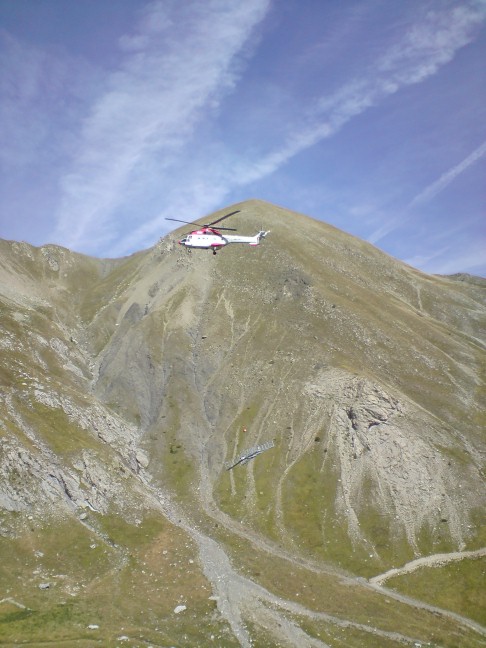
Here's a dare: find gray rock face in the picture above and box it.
[305,370,477,551]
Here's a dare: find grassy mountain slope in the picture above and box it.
[0,200,485,646]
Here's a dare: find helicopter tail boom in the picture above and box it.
[249,230,269,245]
[222,230,269,246]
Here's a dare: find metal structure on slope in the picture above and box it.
[225,440,275,470]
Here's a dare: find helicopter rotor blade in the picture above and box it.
[168,221,237,232]
[165,217,206,227]
[206,210,240,226]
[166,209,240,231]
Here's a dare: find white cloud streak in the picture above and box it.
[116,1,486,256]
[368,139,486,245]
[366,217,402,246]
[409,139,486,208]
[0,31,76,170]
[51,0,271,251]
[230,2,486,188]
[406,238,486,275]
[11,0,481,257]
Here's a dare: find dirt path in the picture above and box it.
[170,457,486,645]
[139,472,418,647]
[370,547,486,585]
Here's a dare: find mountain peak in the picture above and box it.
[1,203,485,645]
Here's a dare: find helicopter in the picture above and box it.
[166,210,268,254]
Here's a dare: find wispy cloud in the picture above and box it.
[109,176,231,257]
[368,139,486,245]
[2,0,483,262]
[409,139,486,208]
[406,238,486,276]
[0,31,77,170]
[230,2,486,187]
[49,0,486,255]
[367,217,401,247]
[51,0,271,251]
[119,1,485,256]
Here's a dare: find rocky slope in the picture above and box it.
[0,199,485,647]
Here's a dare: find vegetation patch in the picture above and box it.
[385,556,486,626]
[20,400,99,457]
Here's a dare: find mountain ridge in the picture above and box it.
[0,199,485,646]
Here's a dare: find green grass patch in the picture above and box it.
[386,556,486,626]
[94,511,167,549]
[357,475,414,570]
[281,450,328,553]
[20,400,99,457]
[416,518,456,556]
[0,511,235,647]
[216,525,483,647]
[466,506,486,548]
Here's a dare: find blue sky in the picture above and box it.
[1,0,485,275]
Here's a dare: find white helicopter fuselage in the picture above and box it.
[179,229,268,251]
